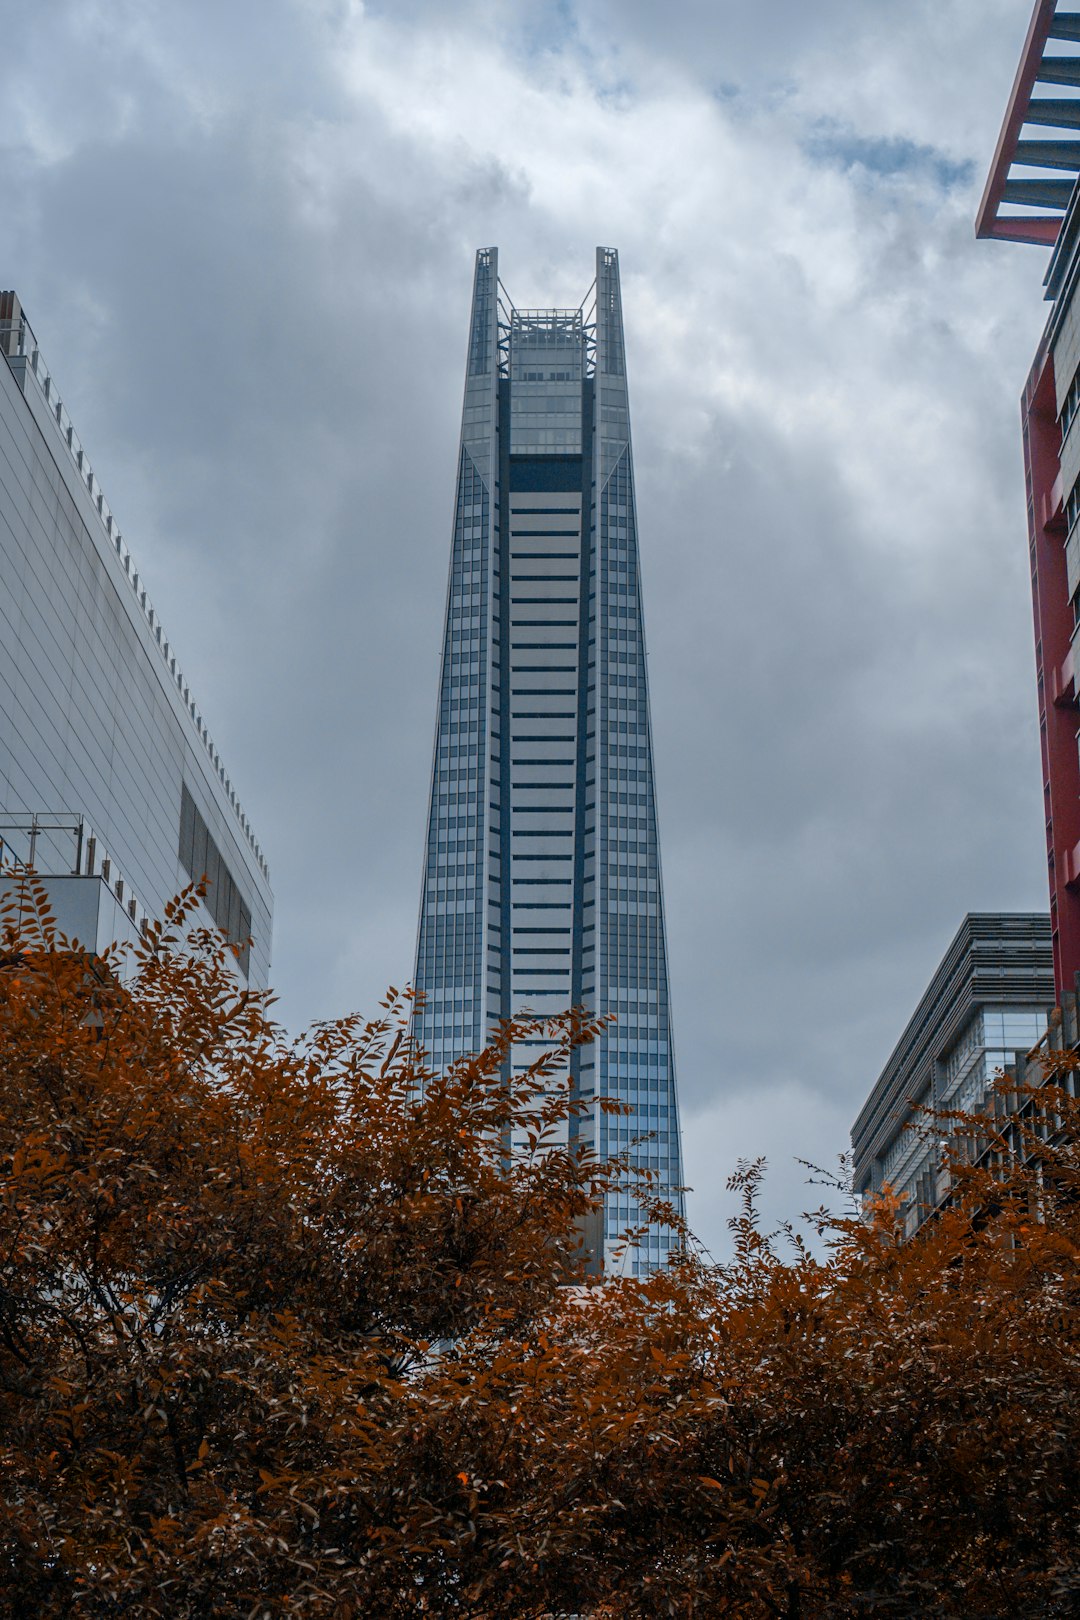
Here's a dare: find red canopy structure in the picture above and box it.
[977,0,1080,248]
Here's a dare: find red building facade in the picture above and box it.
[980,0,1080,999]
[1022,344,1080,997]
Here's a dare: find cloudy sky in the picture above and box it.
[1,0,1058,1255]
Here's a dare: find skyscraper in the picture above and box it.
[412,248,683,1273]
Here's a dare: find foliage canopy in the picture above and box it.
[1,882,1079,1617]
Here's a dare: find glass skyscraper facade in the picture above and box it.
[413,248,683,1273]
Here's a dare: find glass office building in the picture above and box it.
[412,248,683,1273]
[851,914,1052,1238]
[0,291,273,983]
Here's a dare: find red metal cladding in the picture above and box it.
[1023,345,1080,998]
[977,0,1061,244]
[989,216,1064,247]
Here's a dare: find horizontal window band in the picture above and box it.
[512,970,572,977]
[510,621,578,627]
[513,643,577,649]
[513,760,575,766]
[512,949,571,956]
[512,830,574,837]
[512,735,576,740]
[510,552,578,560]
[512,712,576,718]
[508,529,580,536]
[512,855,573,862]
[511,598,578,605]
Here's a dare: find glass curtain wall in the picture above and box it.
[413,248,683,1273]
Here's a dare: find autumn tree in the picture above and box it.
[2,878,1080,1618]
[0,879,645,1615]
[468,1131,1080,1618]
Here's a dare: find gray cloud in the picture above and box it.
[0,0,1053,1252]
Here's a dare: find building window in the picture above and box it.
[178,782,252,975]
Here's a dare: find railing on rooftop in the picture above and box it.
[495,278,598,379]
[0,812,150,938]
[0,309,269,883]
